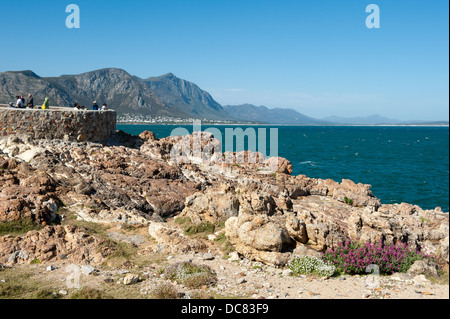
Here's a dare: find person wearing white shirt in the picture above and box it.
[15,96,24,108]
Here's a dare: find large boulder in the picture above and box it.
[284,213,308,244]
[225,214,292,266]
[264,157,293,175]
[407,259,440,277]
[181,185,240,224]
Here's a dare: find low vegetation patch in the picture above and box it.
[71,287,111,299]
[174,216,192,225]
[420,216,431,224]
[0,219,42,236]
[214,232,235,254]
[184,222,216,236]
[30,258,41,265]
[163,262,217,289]
[0,280,26,299]
[175,216,226,238]
[322,239,436,275]
[0,268,59,299]
[427,268,449,285]
[152,284,179,299]
[288,256,336,277]
[34,289,62,299]
[344,197,354,206]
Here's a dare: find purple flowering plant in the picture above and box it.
[322,239,436,275]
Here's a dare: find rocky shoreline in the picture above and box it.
[0,130,448,299]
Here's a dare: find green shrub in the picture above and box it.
[30,258,41,265]
[288,255,336,277]
[344,197,354,206]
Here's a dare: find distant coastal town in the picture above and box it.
[117,113,242,125]
[116,113,449,126]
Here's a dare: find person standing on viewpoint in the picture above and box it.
[41,97,49,109]
[15,96,24,108]
[26,94,34,108]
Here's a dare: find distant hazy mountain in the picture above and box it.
[223,104,327,124]
[322,114,448,125]
[322,114,403,125]
[0,69,233,120]
[143,73,233,121]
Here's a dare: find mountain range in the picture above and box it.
[223,104,326,124]
[1,69,447,125]
[321,115,449,125]
[0,68,232,120]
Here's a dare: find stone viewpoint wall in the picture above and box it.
[0,107,116,142]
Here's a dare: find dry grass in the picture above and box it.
[0,266,62,299]
[163,262,217,289]
[151,284,179,299]
[70,287,111,299]
[427,265,449,286]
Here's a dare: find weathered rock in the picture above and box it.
[107,232,145,246]
[202,253,214,261]
[225,214,292,266]
[0,160,58,224]
[407,259,440,277]
[81,265,97,275]
[148,222,207,254]
[123,274,140,285]
[0,131,448,269]
[440,236,449,263]
[0,225,108,265]
[181,185,240,224]
[139,130,156,142]
[292,244,323,259]
[285,213,308,244]
[265,157,293,175]
[46,265,56,271]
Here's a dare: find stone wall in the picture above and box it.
[0,107,116,142]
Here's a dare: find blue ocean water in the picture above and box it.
[118,124,449,212]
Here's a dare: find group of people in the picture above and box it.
[7,96,108,111]
[73,101,108,111]
[8,94,49,109]
[9,94,38,109]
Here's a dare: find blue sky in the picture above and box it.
[0,0,448,121]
